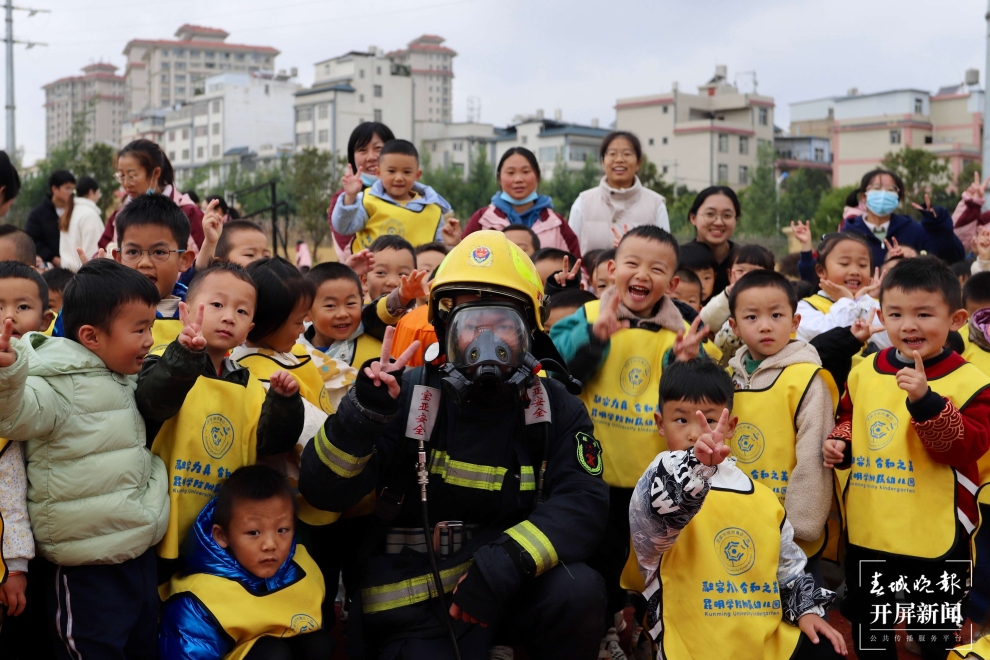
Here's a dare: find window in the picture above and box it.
[738,166,749,185]
[717,163,728,183]
[758,107,768,126]
[190,50,200,58]
[197,146,204,159]
[359,69,365,78]
[176,87,186,95]
[648,138,654,146]
[235,53,244,62]
[814,147,825,161]
[205,63,215,69]
[212,123,220,135]
[181,128,189,139]
[739,136,749,155]
[915,98,923,114]
[318,104,328,119]
[169,151,176,160]
[718,134,729,153]
[539,146,558,162]
[174,48,185,57]
[377,66,382,74]
[521,135,528,145]
[662,137,668,145]
[212,100,221,113]
[296,107,313,122]
[168,130,175,141]
[182,149,190,160]
[205,51,215,59]
[297,132,313,146]
[662,105,668,114]
[318,129,328,143]
[359,94,364,103]
[175,74,186,82]
[323,64,330,76]
[194,126,207,137]
[662,165,668,174]
[374,85,382,98]
[924,136,933,145]
[374,109,382,122]
[569,145,596,162]
[212,145,220,157]
[176,62,186,70]
[161,74,168,83]
[161,62,170,70]
[890,129,902,144]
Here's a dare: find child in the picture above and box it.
[951,259,972,288]
[629,359,846,660]
[213,219,271,268]
[550,225,706,632]
[532,247,578,288]
[332,139,451,253]
[963,271,990,375]
[668,268,702,312]
[300,262,382,370]
[824,257,990,658]
[40,267,71,316]
[363,234,416,303]
[726,270,839,564]
[795,233,885,345]
[545,287,597,331]
[134,262,305,582]
[677,240,717,302]
[0,225,36,266]
[590,248,615,296]
[414,241,448,280]
[0,259,169,658]
[0,263,53,626]
[159,465,331,660]
[111,193,195,354]
[503,223,541,256]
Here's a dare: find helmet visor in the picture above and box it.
[446,304,531,374]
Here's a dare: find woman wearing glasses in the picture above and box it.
[841,168,963,267]
[96,140,204,254]
[684,185,741,296]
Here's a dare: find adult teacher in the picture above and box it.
[569,131,669,252]
[26,170,75,267]
[463,147,581,256]
[684,185,741,297]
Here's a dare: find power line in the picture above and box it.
[4,0,48,152]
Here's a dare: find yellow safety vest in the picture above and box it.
[580,300,681,488]
[963,331,990,377]
[845,354,989,558]
[351,333,383,368]
[169,545,325,660]
[0,439,8,585]
[653,477,801,660]
[950,636,990,659]
[236,347,339,526]
[730,363,839,558]
[352,191,443,254]
[802,294,833,314]
[41,311,57,337]
[150,318,184,357]
[151,374,267,560]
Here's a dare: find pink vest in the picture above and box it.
[478,205,570,251]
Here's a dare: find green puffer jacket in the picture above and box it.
[0,332,169,566]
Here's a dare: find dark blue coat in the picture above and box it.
[843,209,964,267]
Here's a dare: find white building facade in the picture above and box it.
[387,35,456,125]
[43,63,126,154]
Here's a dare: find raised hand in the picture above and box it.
[694,408,732,467]
[344,249,375,278]
[440,217,462,247]
[177,302,207,351]
[0,319,16,368]
[341,164,364,203]
[819,278,854,302]
[553,256,583,288]
[977,226,990,261]
[591,293,629,342]
[823,439,846,469]
[910,193,934,216]
[896,350,929,403]
[882,237,903,259]
[269,370,300,397]
[673,316,708,362]
[850,308,884,344]
[858,268,883,300]
[611,224,630,249]
[75,246,107,266]
[201,199,224,246]
[789,220,813,251]
[365,326,420,399]
[398,269,431,305]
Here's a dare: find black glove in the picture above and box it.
[351,358,404,420]
[451,563,500,626]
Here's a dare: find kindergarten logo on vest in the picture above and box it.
[620,357,651,397]
[730,423,765,464]
[381,218,406,238]
[288,613,319,635]
[202,414,235,459]
[714,527,756,576]
[866,409,898,451]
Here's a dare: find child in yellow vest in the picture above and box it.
[159,465,330,660]
[332,139,452,254]
[725,270,839,573]
[630,359,846,660]
[824,257,990,659]
[550,225,707,633]
[963,272,990,376]
[40,267,71,336]
[134,263,305,583]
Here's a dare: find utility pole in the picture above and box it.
[984,0,990,208]
[4,0,48,153]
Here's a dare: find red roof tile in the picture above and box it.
[124,38,278,55]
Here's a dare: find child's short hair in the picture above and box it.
[777,252,800,279]
[0,225,36,265]
[950,260,972,283]
[675,268,702,290]
[790,278,816,300]
[503,224,541,252]
[675,241,716,273]
[246,257,316,343]
[879,256,962,311]
[731,244,775,271]
[415,241,448,257]
[547,288,597,314]
[42,267,73,296]
[963,271,990,309]
[0,261,49,309]
[616,226,679,266]
[378,139,419,164]
[369,234,416,267]
[728,270,798,316]
[115,193,191,248]
[532,247,577,266]
[305,262,363,298]
[62,259,160,342]
[592,249,615,272]
[215,219,266,259]
[213,464,295,532]
[816,232,874,270]
[186,261,257,302]
[659,358,734,409]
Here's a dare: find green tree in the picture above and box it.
[737,141,778,237]
[667,186,697,237]
[879,146,951,215]
[777,168,832,239]
[288,148,336,255]
[638,154,675,199]
[542,154,601,218]
[813,185,858,237]
[78,142,122,216]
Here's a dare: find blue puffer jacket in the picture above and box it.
[843,209,964,267]
[158,499,306,660]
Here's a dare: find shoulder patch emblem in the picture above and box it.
[576,431,603,476]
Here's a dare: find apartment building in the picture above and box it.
[493,111,609,179]
[387,35,456,124]
[43,63,126,154]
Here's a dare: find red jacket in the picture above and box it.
[464,205,581,257]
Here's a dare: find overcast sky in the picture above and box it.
[6,0,989,166]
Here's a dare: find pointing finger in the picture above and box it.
[913,350,925,372]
